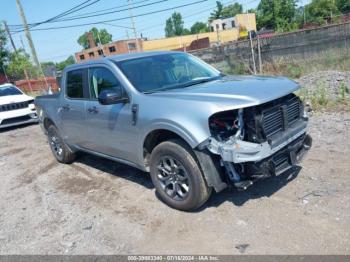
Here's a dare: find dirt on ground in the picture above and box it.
[297,71,350,100]
[0,111,349,255]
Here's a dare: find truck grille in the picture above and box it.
[0,101,31,112]
[262,96,302,138]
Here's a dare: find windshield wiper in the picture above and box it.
[182,76,220,88]
[143,84,183,94]
[143,76,221,94]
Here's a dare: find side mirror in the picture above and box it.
[98,89,129,105]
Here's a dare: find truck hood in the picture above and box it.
[148,75,300,110]
[0,94,34,105]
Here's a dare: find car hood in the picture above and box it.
[0,94,34,105]
[148,75,300,110]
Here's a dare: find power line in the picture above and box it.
[10,0,208,33]
[12,0,171,29]
[9,0,101,31]
[53,0,154,21]
[100,22,133,29]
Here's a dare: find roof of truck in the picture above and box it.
[65,51,182,71]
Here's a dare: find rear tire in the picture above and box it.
[150,139,212,211]
[47,125,76,164]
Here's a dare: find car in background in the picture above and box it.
[0,83,38,129]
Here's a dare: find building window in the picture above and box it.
[128,42,136,50]
[98,49,104,56]
[222,23,226,30]
[89,52,94,58]
[109,46,116,52]
[210,26,214,32]
[231,21,235,28]
[79,54,85,60]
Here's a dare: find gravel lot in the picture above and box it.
[0,111,349,255]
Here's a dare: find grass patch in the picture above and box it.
[296,82,350,111]
[262,50,350,78]
[338,82,349,101]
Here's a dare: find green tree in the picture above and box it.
[77,27,112,49]
[256,0,298,31]
[294,6,306,28]
[336,0,350,13]
[190,22,209,34]
[209,1,224,21]
[6,49,37,80]
[182,28,191,35]
[256,0,274,29]
[56,55,75,71]
[222,3,243,18]
[306,0,339,24]
[41,61,57,77]
[164,12,188,37]
[0,25,10,72]
[165,17,175,37]
[209,1,243,21]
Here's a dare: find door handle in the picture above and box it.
[87,106,98,114]
[61,104,71,111]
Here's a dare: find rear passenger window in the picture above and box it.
[89,67,122,99]
[66,70,84,99]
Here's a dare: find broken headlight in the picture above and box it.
[209,110,240,141]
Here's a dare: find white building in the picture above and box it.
[210,14,256,32]
[210,17,236,32]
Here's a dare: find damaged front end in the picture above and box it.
[206,94,312,190]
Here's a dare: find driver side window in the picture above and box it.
[89,67,122,99]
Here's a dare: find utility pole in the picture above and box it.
[20,35,48,91]
[245,0,256,74]
[19,36,34,93]
[257,36,262,74]
[249,31,256,75]
[127,0,140,52]
[3,20,33,91]
[1,65,9,82]
[3,21,17,52]
[15,0,41,70]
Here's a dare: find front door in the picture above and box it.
[84,66,136,161]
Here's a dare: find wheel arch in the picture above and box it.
[141,127,227,193]
[142,128,193,169]
[43,117,56,130]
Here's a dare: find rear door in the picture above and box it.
[84,66,136,161]
[59,68,89,146]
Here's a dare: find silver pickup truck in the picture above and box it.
[35,51,312,211]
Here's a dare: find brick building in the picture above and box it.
[75,38,143,63]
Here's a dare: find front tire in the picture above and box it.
[150,139,212,211]
[47,125,76,164]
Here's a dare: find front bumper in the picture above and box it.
[208,117,310,164]
[245,133,312,177]
[0,112,38,129]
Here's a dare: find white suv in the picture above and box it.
[0,83,38,129]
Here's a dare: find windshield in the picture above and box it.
[116,53,220,93]
[0,85,23,97]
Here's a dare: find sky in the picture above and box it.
[1,0,308,63]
